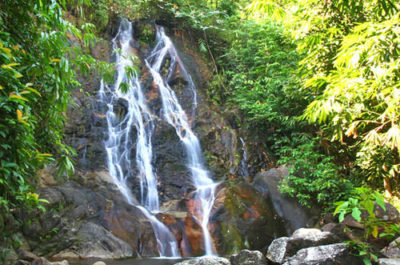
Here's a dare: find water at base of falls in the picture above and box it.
[99,18,217,257]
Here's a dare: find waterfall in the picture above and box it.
[99,18,180,257]
[99,18,217,257]
[146,26,217,256]
[239,137,250,178]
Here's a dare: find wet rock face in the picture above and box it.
[64,36,111,171]
[152,119,195,202]
[65,18,243,200]
[19,172,157,258]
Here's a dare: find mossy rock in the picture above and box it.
[220,223,243,255]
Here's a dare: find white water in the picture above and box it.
[239,137,250,178]
[146,26,217,256]
[99,19,179,257]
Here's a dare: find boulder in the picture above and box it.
[31,257,52,265]
[17,250,38,262]
[252,166,319,232]
[69,222,134,259]
[379,259,400,265]
[266,228,340,263]
[291,228,339,245]
[282,243,363,265]
[266,237,291,264]
[212,183,287,254]
[230,249,267,265]
[321,223,348,241]
[375,203,400,222]
[174,257,230,265]
[382,237,400,258]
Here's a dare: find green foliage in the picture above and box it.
[279,136,353,209]
[208,3,351,210]
[302,12,400,192]
[223,19,306,144]
[346,240,379,265]
[334,187,385,224]
[0,0,112,253]
[240,0,400,205]
[334,187,399,264]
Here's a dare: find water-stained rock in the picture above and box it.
[212,182,287,254]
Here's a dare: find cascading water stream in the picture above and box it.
[239,137,250,179]
[99,19,179,257]
[146,26,217,256]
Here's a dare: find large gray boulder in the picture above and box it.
[382,237,400,258]
[379,259,400,265]
[52,222,133,259]
[252,166,320,232]
[291,228,339,244]
[230,249,267,265]
[174,257,230,265]
[282,243,363,265]
[266,228,340,263]
[266,237,291,264]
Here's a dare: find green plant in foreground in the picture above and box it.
[334,187,399,265]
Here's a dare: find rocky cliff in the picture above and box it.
[14,17,311,259]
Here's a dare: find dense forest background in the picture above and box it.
[1,0,399,263]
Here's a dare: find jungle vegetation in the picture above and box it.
[1,0,399,263]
